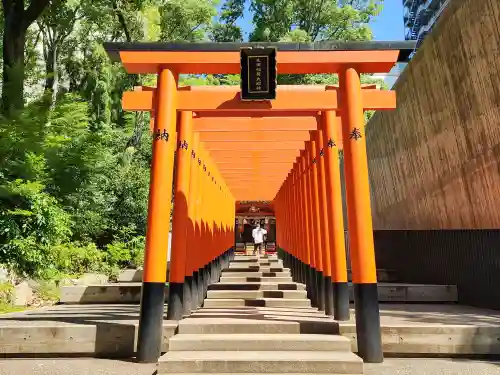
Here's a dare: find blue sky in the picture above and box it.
[237,1,406,41]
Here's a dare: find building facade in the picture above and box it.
[403,0,450,48]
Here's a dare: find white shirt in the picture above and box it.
[252,227,267,244]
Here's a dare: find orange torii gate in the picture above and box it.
[105,41,413,364]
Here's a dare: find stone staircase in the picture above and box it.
[158,254,364,374]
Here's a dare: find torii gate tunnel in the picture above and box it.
[104,41,414,364]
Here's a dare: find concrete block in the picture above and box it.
[0,321,178,357]
[117,263,170,282]
[168,333,352,352]
[339,323,500,355]
[347,283,458,302]
[13,282,33,306]
[158,350,363,374]
[59,283,169,304]
[203,298,312,309]
[117,269,143,283]
[177,318,300,334]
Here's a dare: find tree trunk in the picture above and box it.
[2,0,52,114]
[44,45,58,110]
[2,5,26,113]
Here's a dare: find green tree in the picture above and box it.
[250,0,382,42]
[211,0,245,42]
[2,0,51,114]
[37,0,81,109]
[160,0,217,42]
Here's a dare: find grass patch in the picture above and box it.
[34,281,60,302]
[0,303,25,314]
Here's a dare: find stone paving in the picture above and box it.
[1,358,500,375]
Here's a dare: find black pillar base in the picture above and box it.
[182,276,193,316]
[210,260,217,284]
[197,268,204,307]
[166,281,184,320]
[324,276,334,316]
[290,255,295,281]
[316,270,325,311]
[137,282,166,363]
[301,262,308,285]
[292,257,300,282]
[333,281,350,321]
[308,267,317,307]
[353,283,383,363]
[191,271,199,309]
[203,264,210,298]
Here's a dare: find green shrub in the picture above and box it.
[0,282,14,304]
[105,235,145,270]
[0,179,72,277]
[51,242,104,276]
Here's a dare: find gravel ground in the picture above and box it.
[0,359,156,375]
[1,358,500,375]
[364,358,500,375]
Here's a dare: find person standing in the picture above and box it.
[252,222,267,256]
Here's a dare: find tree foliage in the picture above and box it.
[0,0,388,278]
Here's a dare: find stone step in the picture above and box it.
[233,257,279,262]
[224,267,288,272]
[211,282,457,303]
[203,298,312,308]
[168,333,352,352]
[208,283,306,291]
[206,290,307,299]
[177,318,300,334]
[164,373,362,375]
[59,283,169,304]
[221,272,291,278]
[229,262,284,268]
[158,350,363,374]
[219,276,294,283]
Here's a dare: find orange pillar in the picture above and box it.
[184,131,200,314]
[286,173,295,276]
[195,147,207,307]
[294,157,306,285]
[201,150,213,297]
[137,68,177,363]
[277,185,285,257]
[323,111,350,321]
[340,68,382,363]
[167,111,193,320]
[281,178,290,266]
[310,133,325,311]
[304,143,318,306]
[299,151,313,301]
[291,167,301,281]
[315,127,334,316]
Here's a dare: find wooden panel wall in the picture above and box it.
[366,0,500,229]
